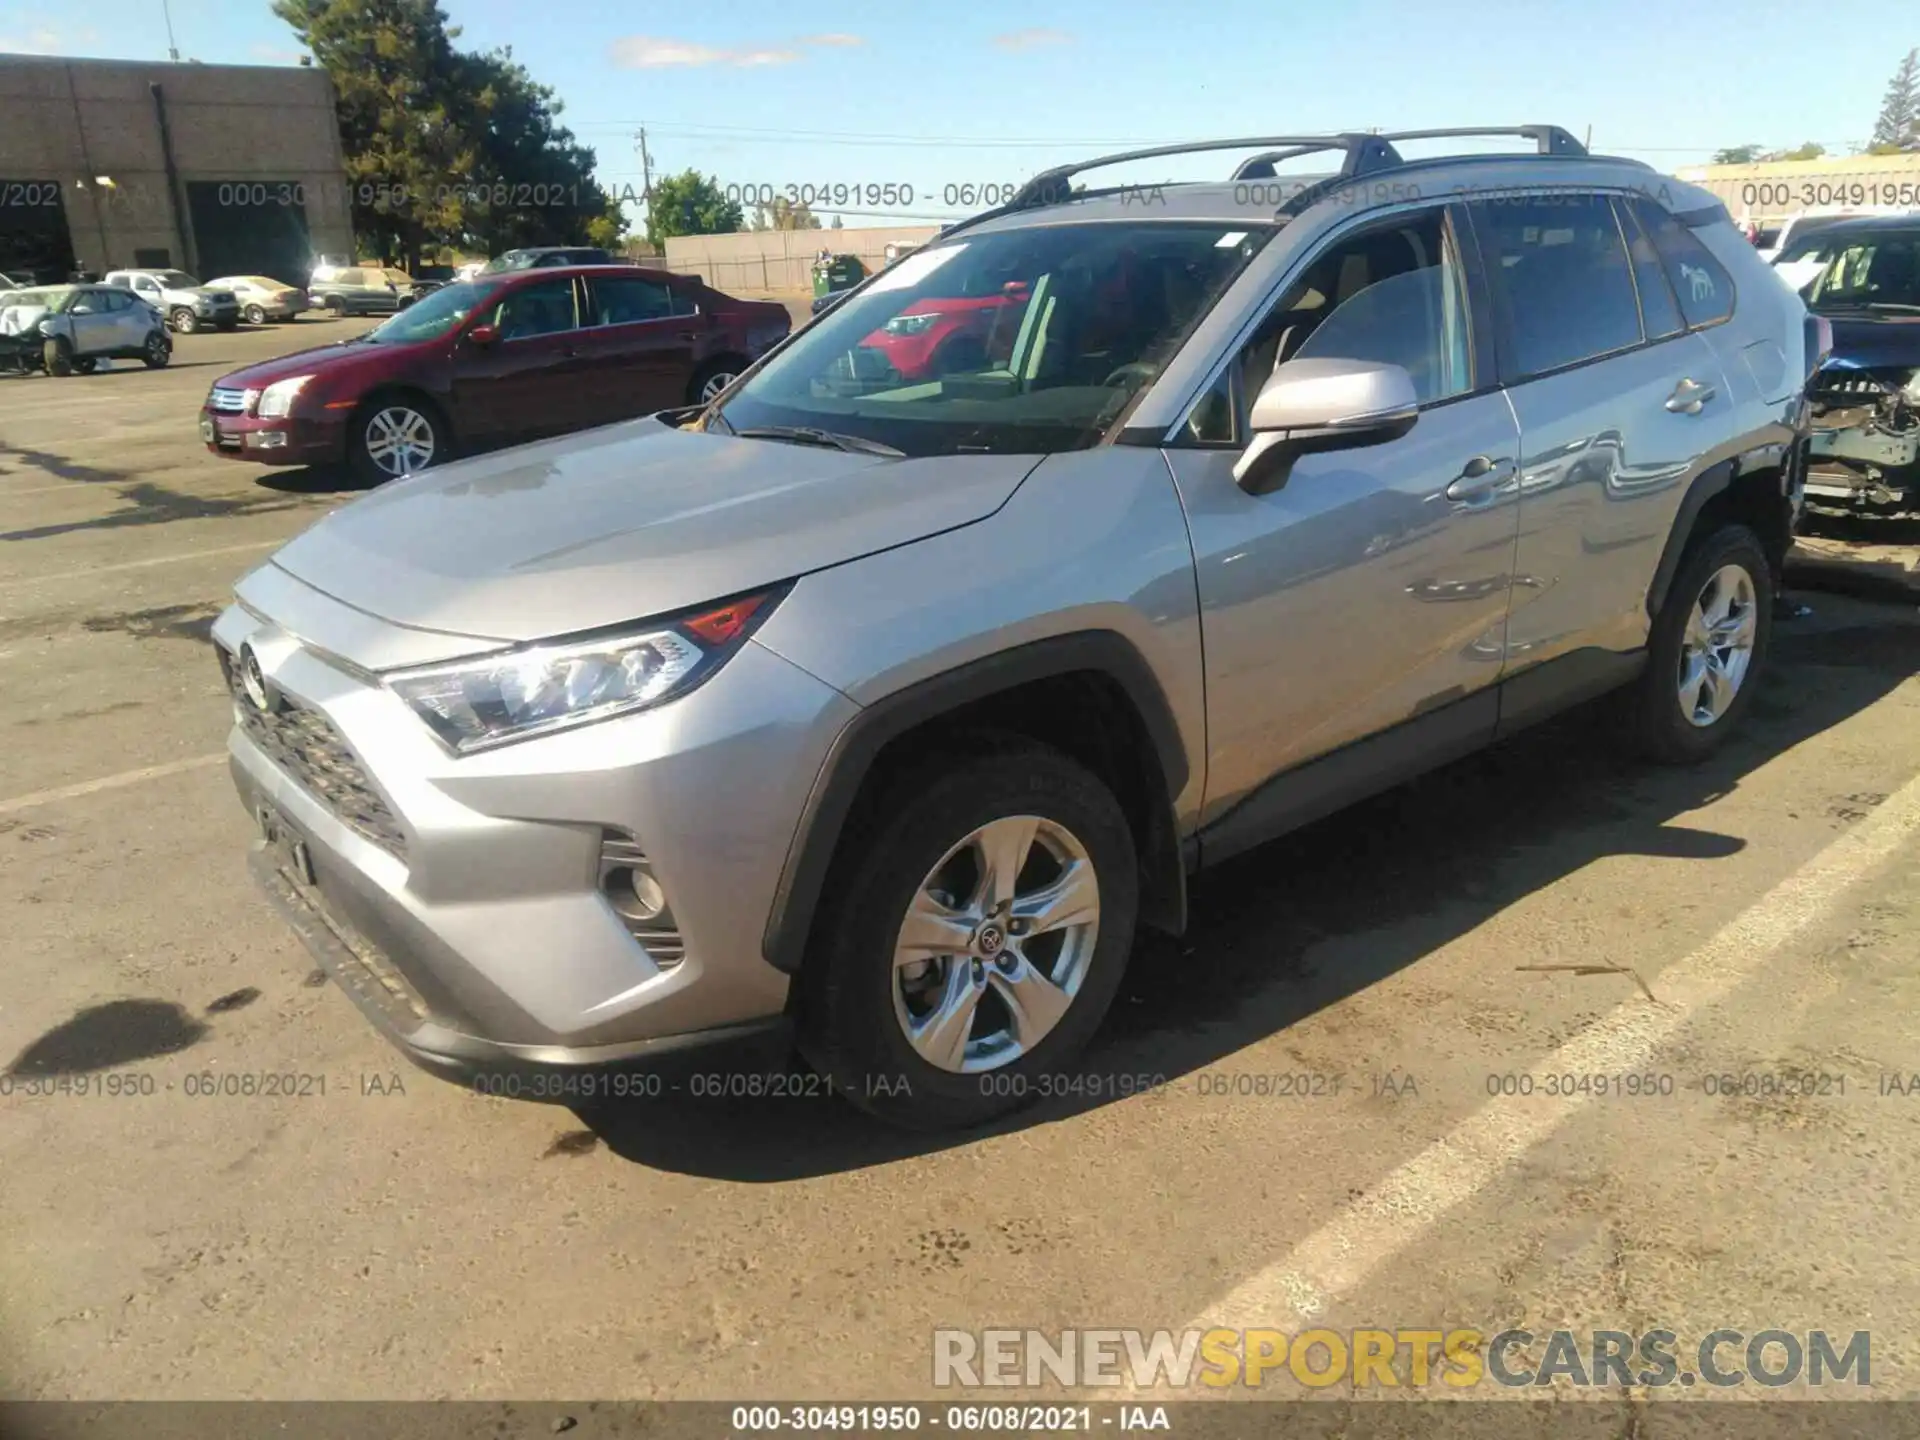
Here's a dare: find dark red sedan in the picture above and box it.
[200,266,791,482]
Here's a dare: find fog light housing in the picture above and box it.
[246,430,288,449]
[599,832,684,965]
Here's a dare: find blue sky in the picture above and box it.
[1,0,1906,227]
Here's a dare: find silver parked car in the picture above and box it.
[214,127,1816,1129]
[0,282,171,374]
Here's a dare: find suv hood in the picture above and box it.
[267,417,1041,646]
[1817,310,1920,372]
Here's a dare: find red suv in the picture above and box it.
[200,266,790,482]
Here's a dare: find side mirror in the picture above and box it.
[466,323,500,346]
[1233,358,1420,495]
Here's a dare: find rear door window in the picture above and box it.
[1629,199,1735,328]
[589,275,676,325]
[1468,194,1644,379]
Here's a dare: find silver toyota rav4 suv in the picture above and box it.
[215,127,1820,1130]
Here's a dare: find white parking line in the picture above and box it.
[0,540,276,589]
[0,752,225,816]
[1160,768,1920,1361]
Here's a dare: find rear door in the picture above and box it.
[1467,192,1734,677]
[101,287,148,349]
[575,272,702,418]
[450,275,587,443]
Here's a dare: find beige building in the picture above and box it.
[0,52,352,283]
[1674,152,1920,231]
[662,224,943,294]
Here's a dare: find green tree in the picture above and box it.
[276,0,624,266]
[645,170,744,248]
[1712,145,1764,165]
[750,197,822,231]
[273,0,476,268]
[1873,49,1920,150]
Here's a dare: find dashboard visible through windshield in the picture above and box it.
[713,221,1275,457]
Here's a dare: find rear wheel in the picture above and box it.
[1628,524,1772,764]
[348,396,448,484]
[169,307,197,334]
[689,358,743,405]
[43,337,74,376]
[796,741,1138,1130]
[243,303,266,326]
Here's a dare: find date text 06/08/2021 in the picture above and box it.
[728,1404,1170,1432]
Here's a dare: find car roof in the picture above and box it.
[1788,213,1920,238]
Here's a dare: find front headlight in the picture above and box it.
[384,590,782,754]
[883,312,942,336]
[257,375,312,418]
[1900,371,1920,403]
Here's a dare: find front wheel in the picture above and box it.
[43,337,74,376]
[796,740,1139,1130]
[348,397,447,484]
[169,307,197,334]
[70,355,97,375]
[1628,523,1773,764]
[142,332,171,369]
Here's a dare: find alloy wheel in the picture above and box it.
[1677,562,1757,727]
[699,370,737,403]
[890,815,1100,1074]
[363,406,436,477]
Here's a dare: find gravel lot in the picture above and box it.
[2,316,1918,1405]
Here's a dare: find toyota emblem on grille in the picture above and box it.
[239,643,277,713]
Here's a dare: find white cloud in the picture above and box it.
[608,36,804,69]
[0,28,63,54]
[991,27,1073,51]
[798,32,863,47]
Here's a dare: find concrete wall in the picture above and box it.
[1674,152,1920,226]
[662,224,942,293]
[0,53,352,276]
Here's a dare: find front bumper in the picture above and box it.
[214,583,858,1088]
[200,406,346,465]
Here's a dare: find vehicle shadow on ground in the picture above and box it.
[581,597,1918,1182]
[252,466,374,496]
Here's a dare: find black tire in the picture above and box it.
[347,394,450,486]
[43,337,74,377]
[142,332,171,369]
[795,739,1139,1131]
[323,296,345,316]
[71,355,98,375]
[1628,523,1773,764]
[169,307,197,334]
[244,304,266,326]
[688,357,745,406]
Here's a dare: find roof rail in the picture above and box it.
[1003,133,1401,211]
[1373,124,1587,157]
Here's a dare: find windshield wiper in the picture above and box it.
[733,425,904,458]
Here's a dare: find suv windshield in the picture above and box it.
[1807,231,1920,312]
[361,279,501,342]
[715,221,1274,456]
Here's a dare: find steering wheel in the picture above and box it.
[1102,361,1159,390]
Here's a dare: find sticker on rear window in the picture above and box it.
[1215,231,1248,248]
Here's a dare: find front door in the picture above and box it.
[1163,203,1522,834]
[451,276,586,444]
[63,291,119,355]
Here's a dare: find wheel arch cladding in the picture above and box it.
[1646,452,1791,619]
[761,631,1191,975]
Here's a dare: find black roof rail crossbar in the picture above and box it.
[1373,125,1587,157]
[1233,135,1402,180]
[1004,134,1401,211]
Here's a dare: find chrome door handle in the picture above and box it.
[1445,455,1515,504]
[1665,378,1716,414]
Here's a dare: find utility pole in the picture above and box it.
[161,0,181,60]
[633,127,654,247]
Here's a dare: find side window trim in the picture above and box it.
[1613,195,1686,343]
[1167,200,1489,449]
[1631,196,1738,335]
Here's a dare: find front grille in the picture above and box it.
[221,649,408,858]
[1811,369,1895,403]
[209,387,246,413]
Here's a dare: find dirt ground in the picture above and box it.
[1,316,1917,1407]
